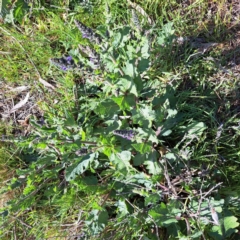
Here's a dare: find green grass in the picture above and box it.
[0,0,240,239]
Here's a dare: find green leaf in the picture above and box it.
[101,144,114,157]
[140,106,156,120]
[149,202,178,230]
[13,0,28,22]
[187,121,206,135]
[160,109,178,136]
[120,151,131,161]
[140,37,150,58]
[139,105,156,127]
[137,59,150,73]
[85,209,109,235]
[64,114,77,127]
[115,200,129,217]
[157,22,175,45]
[94,99,119,117]
[82,176,98,185]
[98,209,109,225]
[145,193,162,206]
[208,209,239,239]
[112,94,136,111]
[163,218,178,225]
[101,52,119,73]
[167,109,178,118]
[132,143,152,154]
[132,106,156,128]
[133,76,143,93]
[116,77,138,96]
[112,32,121,47]
[131,173,153,188]
[144,150,162,175]
[112,26,131,48]
[36,142,47,149]
[161,129,172,136]
[110,151,132,174]
[137,127,158,143]
[0,0,12,20]
[149,202,168,226]
[0,210,9,218]
[131,109,149,128]
[66,153,97,181]
[224,215,239,237]
[123,60,135,77]
[190,231,204,239]
[133,153,145,166]
[180,121,206,136]
[165,152,177,162]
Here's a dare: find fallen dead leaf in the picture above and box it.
[17,115,31,126]
[10,92,30,114]
[8,86,29,93]
[39,77,56,90]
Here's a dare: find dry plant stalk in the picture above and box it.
[127,0,154,25]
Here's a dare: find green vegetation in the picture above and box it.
[0,0,240,239]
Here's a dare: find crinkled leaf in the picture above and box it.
[64,114,77,127]
[66,153,97,181]
[140,106,156,121]
[132,106,156,128]
[102,57,119,73]
[167,109,178,118]
[120,151,131,161]
[131,109,149,128]
[139,105,156,127]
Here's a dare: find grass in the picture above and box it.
[0,0,240,239]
